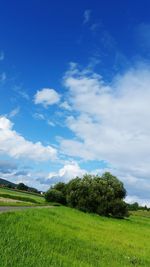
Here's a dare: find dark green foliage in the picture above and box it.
[17,183,28,191]
[6,183,14,189]
[0,178,16,188]
[53,182,67,196]
[127,202,150,211]
[45,189,66,204]
[45,172,129,218]
[53,182,67,204]
[27,187,40,194]
[127,202,139,211]
[110,199,129,218]
[65,172,128,218]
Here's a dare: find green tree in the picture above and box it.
[53,182,67,195]
[17,183,28,191]
[45,189,65,204]
[66,172,128,218]
[45,172,129,218]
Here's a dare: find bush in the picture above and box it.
[53,183,67,199]
[45,189,65,204]
[110,199,129,218]
[45,172,129,218]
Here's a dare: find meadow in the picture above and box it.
[0,187,45,205]
[0,206,150,267]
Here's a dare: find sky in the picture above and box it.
[0,0,150,206]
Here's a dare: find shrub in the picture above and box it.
[45,189,65,204]
[53,182,67,200]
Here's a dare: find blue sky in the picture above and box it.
[1,0,150,206]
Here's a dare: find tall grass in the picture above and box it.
[0,207,150,266]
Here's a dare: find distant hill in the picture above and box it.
[0,178,16,188]
[0,178,40,194]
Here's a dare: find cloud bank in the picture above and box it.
[0,116,57,161]
[58,63,150,204]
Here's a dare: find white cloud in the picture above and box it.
[60,101,72,111]
[83,9,91,24]
[59,63,150,203]
[34,88,61,107]
[63,64,150,165]
[0,116,57,161]
[43,162,86,185]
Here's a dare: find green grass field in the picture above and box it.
[0,187,45,205]
[0,207,150,267]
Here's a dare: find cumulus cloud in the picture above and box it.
[37,162,86,185]
[59,63,150,204]
[63,64,150,165]
[34,88,61,107]
[0,116,57,161]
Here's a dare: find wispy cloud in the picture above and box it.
[13,85,30,100]
[90,23,100,32]
[83,9,91,24]
[136,23,150,51]
[33,112,55,127]
[8,107,20,118]
[33,113,45,121]
[0,51,4,61]
[19,90,30,100]
[0,72,6,82]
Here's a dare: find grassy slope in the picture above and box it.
[0,207,150,267]
[0,187,45,205]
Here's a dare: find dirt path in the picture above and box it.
[0,206,54,213]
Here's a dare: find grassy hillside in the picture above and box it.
[0,207,150,267]
[0,187,45,205]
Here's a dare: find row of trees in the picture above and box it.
[16,183,41,194]
[45,172,129,218]
[127,202,150,211]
